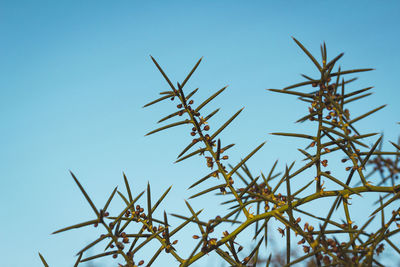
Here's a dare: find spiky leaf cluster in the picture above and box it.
[40,38,400,267]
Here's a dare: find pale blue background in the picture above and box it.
[1,1,400,266]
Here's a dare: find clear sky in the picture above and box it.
[1,1,400,266]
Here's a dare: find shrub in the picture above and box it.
[40,38,400,266]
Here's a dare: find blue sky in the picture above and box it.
[1,1,400,266]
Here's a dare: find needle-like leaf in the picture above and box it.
[143,94,173,108]
[181,57,203,88]
[145,120,191,136]
[38,252,49,267]
[147,182,152,226]
[210,108,244,140]
[325,52,344,70]
[52,219,99,235]
[70,171,100,218]
[268,89,314,98]
[189,183,227,199]
[270,132,316,140]
[330,68,374,77]
[123,172,133,203]
[194,86,228,113]
[228,142,266,178]
[103,186,118,212]
[292,37,322,71]
[188,170,220,189]
[349,105,386,124]
[150,55,176,91]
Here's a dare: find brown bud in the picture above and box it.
[277,227,285,236]
[321,159,328,167]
